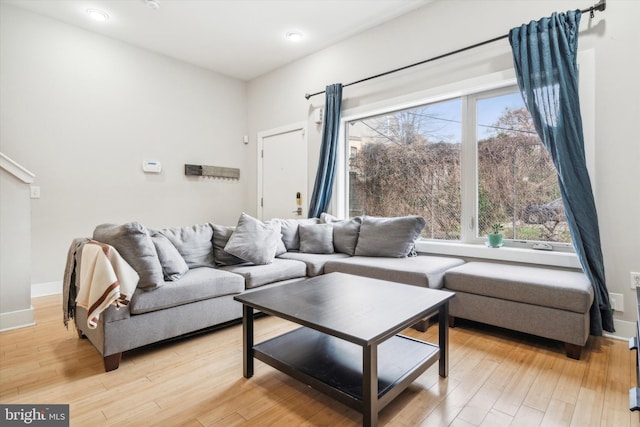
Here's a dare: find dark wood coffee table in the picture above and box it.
[234,272,455,427]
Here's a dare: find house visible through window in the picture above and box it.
[345,86,572,247]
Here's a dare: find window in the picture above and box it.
[344,85,572,247]
[475,90,570,244]
[347,98,462,238]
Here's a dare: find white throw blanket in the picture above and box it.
[76,240,139,329]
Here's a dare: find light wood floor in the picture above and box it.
[0,295,637,426]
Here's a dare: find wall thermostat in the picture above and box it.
[142,160,162,173]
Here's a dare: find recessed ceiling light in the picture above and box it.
[87,9,109,22]
[145,0,160,10]
[286,31,304,42]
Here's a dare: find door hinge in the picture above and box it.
[261,198,263,207]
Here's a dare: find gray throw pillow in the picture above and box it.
[210,224,246,266]
[277,218,319,251]
[151,233,189,281]
[93,222,164,290]
[159,224,215,268]
[276,236,287,256]
[265,220,288,256]
[354,215,426,258]
[320,213,362,255]
[224,213,281,265]
[299,223,334,254]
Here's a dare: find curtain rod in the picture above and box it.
[304,0,606,100]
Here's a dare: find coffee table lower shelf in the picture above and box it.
[253,326,440,413]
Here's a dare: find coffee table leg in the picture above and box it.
[243,305,254,378]
[362,344,378,427]
[439,302,449,378]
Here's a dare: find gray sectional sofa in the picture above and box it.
[65,213,464,371]
[65,211,594,372]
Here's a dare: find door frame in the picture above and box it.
[257,122,307,221]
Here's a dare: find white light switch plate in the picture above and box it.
[609,292,624,312]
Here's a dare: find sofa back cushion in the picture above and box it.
[93,222,164,290]
[354,215,426,258]
[299,223,334,254]
[159,224,215,268]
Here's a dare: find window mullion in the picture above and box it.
[460,95,477,243]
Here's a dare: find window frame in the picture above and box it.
[464,86,574,251]
[334,58,595,268]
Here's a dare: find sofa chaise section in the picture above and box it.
[444,261,594,359]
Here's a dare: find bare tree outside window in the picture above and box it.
[348,99,462,239]
[346,89,571,245]
[477,101,571,243]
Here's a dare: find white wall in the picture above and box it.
[0,4,249,298]
[0,163,35,331]
[248,0,640,331]
[1,0,638,335]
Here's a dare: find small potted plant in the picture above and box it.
[488,224,504,248]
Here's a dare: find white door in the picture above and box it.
[258,123,308,221]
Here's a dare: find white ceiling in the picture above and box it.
[3,0,432,80]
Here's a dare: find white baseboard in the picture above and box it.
[605,318,636,341]
[0,281,62,331]
[32,280,62,297]
[0,306,35,332]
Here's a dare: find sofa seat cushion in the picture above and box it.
[277,252,350,277]
[324,255,465,288]
[444,262,594,313]
[129,267,244,314]
[220,258,307,289]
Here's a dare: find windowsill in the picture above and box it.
[415,240,581,269]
